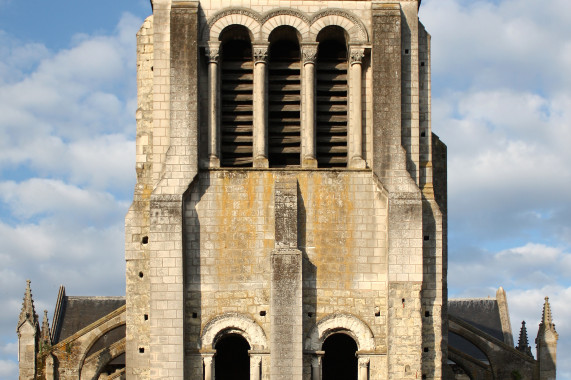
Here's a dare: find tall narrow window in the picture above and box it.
[220,27,254,167]
[316,27,348,168]
[268,27,301,167]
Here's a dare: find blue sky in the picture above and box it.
[0,0,569,378]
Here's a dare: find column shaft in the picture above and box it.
[207,45,220,167]
[203,356,214,380]
[302,44,318,168]
[253,45,269,168]
[349,47,366,168]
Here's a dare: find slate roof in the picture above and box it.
[52,296,126,343]
[448,298,505,362]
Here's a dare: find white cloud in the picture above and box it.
[0,342,16,356]
[434,89,571,243]
[0,359,17,379]
[0,179,128,226]
[0,14,138,189]
[449,243,571,291]
[0,13,140,378]
[421,0,571,93]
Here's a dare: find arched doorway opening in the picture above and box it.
[215,333,250,380]
[322,333,358,380]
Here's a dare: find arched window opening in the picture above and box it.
[268,26,301,167]
[98,352,125,378]
[215,333,250,380]
[220,26,254,167]
[316,27,348,168]
[322,333,358,380]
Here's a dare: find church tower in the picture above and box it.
[125,1,447,379]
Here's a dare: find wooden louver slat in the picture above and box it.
[220,41,253,167]
[268,43,301,167]
[316,50,348,168]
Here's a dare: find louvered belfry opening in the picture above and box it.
[268,27,301,167]
[316,27,348,168]
[220,27,254,167]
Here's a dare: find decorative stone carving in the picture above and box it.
[302,45,318,65]
[261,8,311,25]
[206,46,220,63]
[311,8,369,42]
[358,357,370,368]
[253,46,269,64]
[350,47,365,65]
[311,354,323,368]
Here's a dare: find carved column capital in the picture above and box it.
[311,351,324,367]
[250,354,262,366]
[206,43,220,63]
[350,47,365,65]
[302,43,319,65]
[358,356,370,368]
[253,45,269,64]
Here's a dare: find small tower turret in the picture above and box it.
[40,310,52,352]
[16,280,39,380]
[516,321,533,357]
[536,297,558,380]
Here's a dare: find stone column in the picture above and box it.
[311,353,324,380]
[358,356,370,380]
[206,42,221,167]
[203,354,215,380]
[250,354,262,380]
[301,43,318,168]
[349,46,366,168]
[253,44,269,168]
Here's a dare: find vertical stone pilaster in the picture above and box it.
[253,45,269,168]
[373,5,424,380]
[400,2,421,185]
[301,43,318,168]
[148,2,199,380]
[271,178,303,380]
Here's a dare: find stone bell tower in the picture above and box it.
[125,1,446,379]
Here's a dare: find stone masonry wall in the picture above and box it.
[184,170,389,378]
[125,15,154,380]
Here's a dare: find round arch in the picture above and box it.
[305,313,375,352]
[260,9,311,42]
[205,8,262,43]
[309,9,369,44]
[200,312,268,350]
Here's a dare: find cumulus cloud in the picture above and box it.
[421,0,571,93]
[0,359,17,379]
[0,13,138,195]
[0,12,141,378]
[433,89,571,245]
[449,243,571,292]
